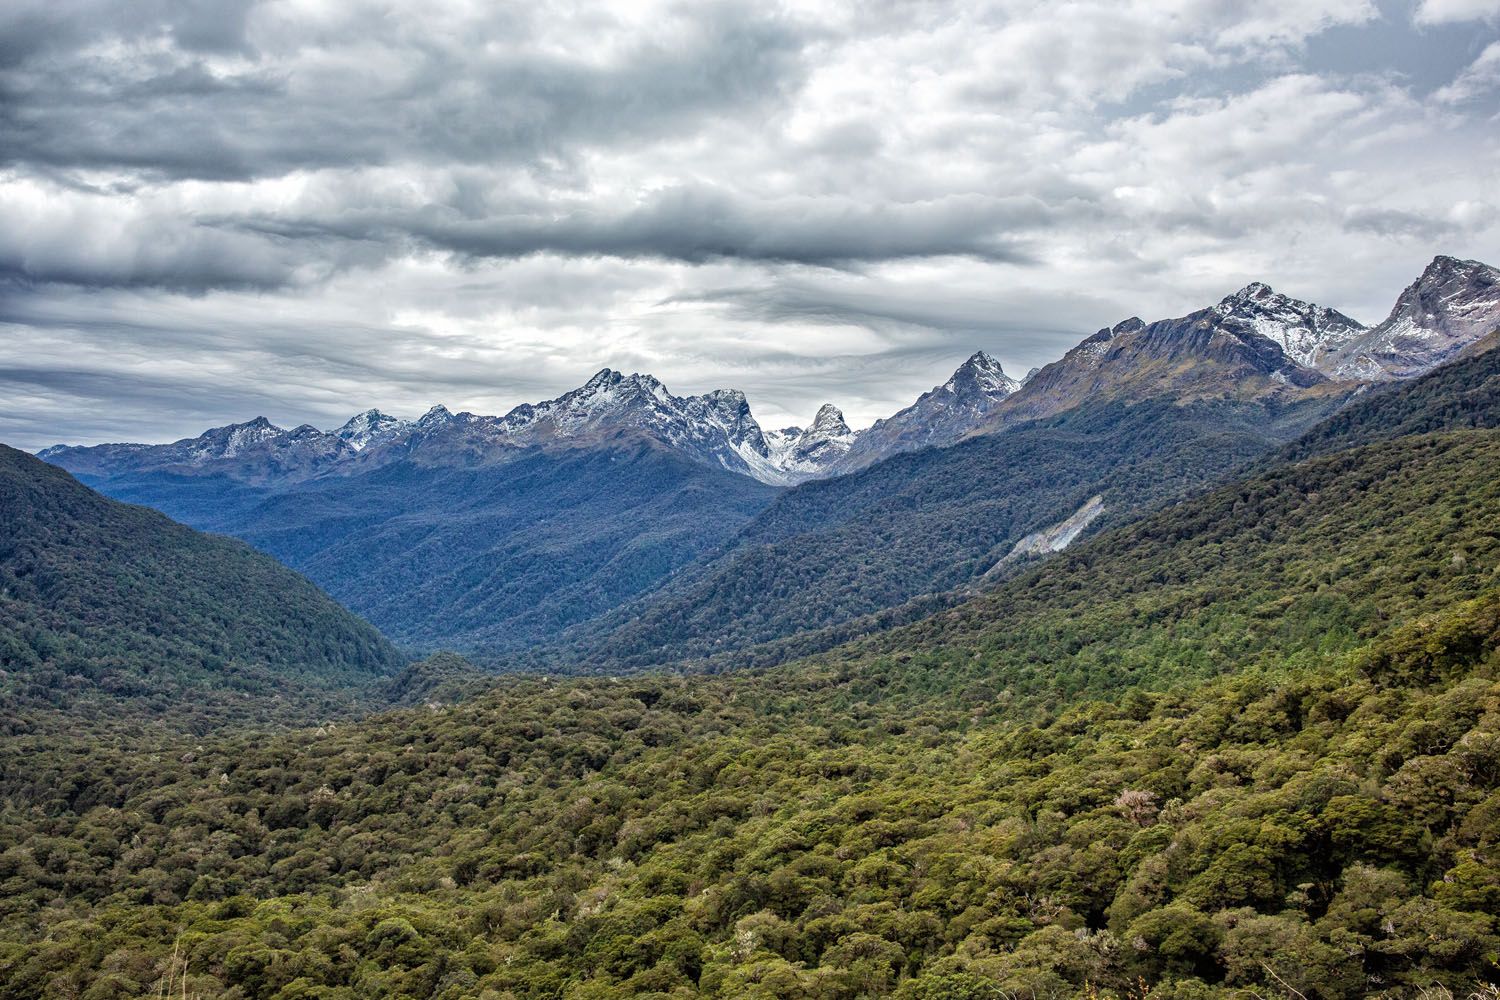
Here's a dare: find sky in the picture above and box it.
[3,0,1499,450]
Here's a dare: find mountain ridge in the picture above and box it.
[832,351,1022,473]
[1325,254,1500,380]
[39,255,1500,490]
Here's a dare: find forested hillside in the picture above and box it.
[847,430,1499,702]
[2,421,1496,998]
[85,439,778,655]
[548,396,1337,672]
[0,446,403,732]
[1275,334,1500,464]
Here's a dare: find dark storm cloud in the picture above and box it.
[673,278,1112,354]
[0,236,306,293]
[245,187,1047,268]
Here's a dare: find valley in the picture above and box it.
[4,256,1499,998]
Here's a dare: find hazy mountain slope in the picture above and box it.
[550,396,1336,671]
[43,369,852,488]
[42,415,360,486]
[3,426,1496,998]
[0,445,402,730]
[84,437,779,655]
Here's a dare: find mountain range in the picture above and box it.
[35,254,1500,662]
[42,255,1500,488]
[4,302,1499,997]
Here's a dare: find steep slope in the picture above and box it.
[851,429,1499,699]
[3,427,1497,999]
[1277,331,1500,464]
[87,437,778,655]
[1208,280,1366,367]
[982,293,1335,433]
[0,445,402,730]
[834,351,1021,472]
[1327,255,1500,380]
[548,395,1336,671]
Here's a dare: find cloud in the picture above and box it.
[0,178,317,291]
[0,0,811,182]
[0,0,1497,450]
[243,186,1050,267]
[1414,0,1500,25]
[1433,41,1500,103]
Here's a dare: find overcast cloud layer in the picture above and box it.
[4,0,1499,449]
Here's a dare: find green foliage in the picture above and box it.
[554,397,1335,673]
[83,441,778,657]
[0,446,404,733]
[0,592,1495,998]
[2,428,1499,997]
[839,430,1500,706]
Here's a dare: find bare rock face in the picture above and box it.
[1325,256,1500,381]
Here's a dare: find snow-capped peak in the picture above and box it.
[417,405,455,428]
[583,368,619,390]
[1424,255,1490,281]
[829,350,1022,474]
[1325,254,1500,380]
[495,369,682,439]
[761,402,856,480]
[792,404,855,462]
[577,368,672,404]
[682,388,767,453]
[807,403,850,436]
[945,351,1021,397]
[192,417,287,460]
[333,409,407,451]
[1211,281,1366,368]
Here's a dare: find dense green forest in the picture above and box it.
[0,446,403,733]
[545,396,1336,673]
[1272,339,1500,465]
[3,421,1497,997]
[552,344,1500,678]
[77,440,778,656]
